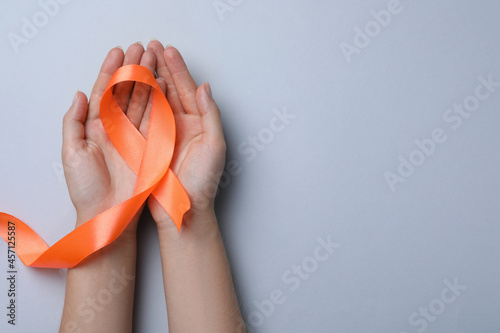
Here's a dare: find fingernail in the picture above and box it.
[205,82,212,99]
[72,91,79,105]
[149,38,158,42]
[116,45,123,50]
[165,44,173,49]
[136,41,143,46]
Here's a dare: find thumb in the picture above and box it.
[62,91,89,155]
[196,82,224,143]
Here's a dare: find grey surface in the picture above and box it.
[1,0,500,332]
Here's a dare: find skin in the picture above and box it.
[59,41,245,333]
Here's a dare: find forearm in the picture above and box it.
[157,211,245,333]
[59,224,138,333]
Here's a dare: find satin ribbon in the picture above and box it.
[0,65,190,268]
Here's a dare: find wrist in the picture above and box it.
[74,207,143,246]
[157,208,221,246]
[156,207,217,230]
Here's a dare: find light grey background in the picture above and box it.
[1,0,500,332]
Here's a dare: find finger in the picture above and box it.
[147,40,185,115]
[196,82,225,142]
[88,47,124,120]
[62,91,89,154]
[128,50,156,129]
[138,77,167,137]
[113,42,145,113]
[164,45,200,115]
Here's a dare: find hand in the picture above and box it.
[60,43,164,333]
[62,43,165,233]
[145,42,226,228]
[145,41,227,231]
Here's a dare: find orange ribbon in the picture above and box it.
[0,65,190,268]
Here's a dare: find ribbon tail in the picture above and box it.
[152,170,191,231]
[0,188,148,268]
[0,213,50,266]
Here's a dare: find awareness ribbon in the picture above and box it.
[0,65,190,268]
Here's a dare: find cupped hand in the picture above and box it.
[146,41,227,231]
[62,43,166,232]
